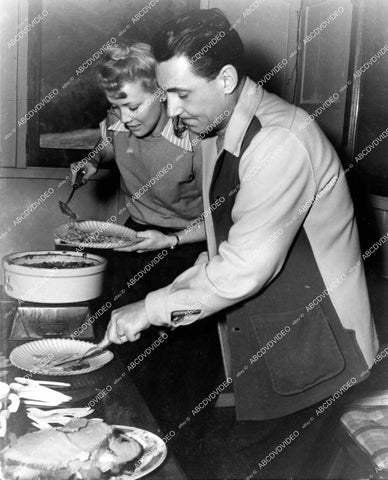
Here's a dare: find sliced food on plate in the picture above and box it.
[0,418,144,479]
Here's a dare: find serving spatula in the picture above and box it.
[50,344,110,368]
[58,169,86,220]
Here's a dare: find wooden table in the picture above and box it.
[0,294,186,479]
[2,361,186,479]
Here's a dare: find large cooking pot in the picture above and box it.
[3,251,108,304]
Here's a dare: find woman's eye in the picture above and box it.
[129,106,139,112]
[178,93,188,99]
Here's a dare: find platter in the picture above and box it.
[55,221,141,249]
[0,425,167,480]
[9,338,114,376]
[113,425,167,479]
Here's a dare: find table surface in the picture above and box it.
[2,359,186,479]
[0,295,186,479]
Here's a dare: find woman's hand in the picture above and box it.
[114,229,176,253]
[98,300,151,346]
[70,161,97,186]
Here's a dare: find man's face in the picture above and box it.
[156,56,228,135]
[106,81,162,138]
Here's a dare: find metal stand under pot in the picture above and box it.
[3,251,108,342]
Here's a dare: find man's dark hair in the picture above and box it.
[152,8,246,81]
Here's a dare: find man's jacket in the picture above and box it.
[145,77,379,420]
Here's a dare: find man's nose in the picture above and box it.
[167,96,183,118]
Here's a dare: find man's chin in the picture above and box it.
[182,120,217,137]
[184,123,206,135]
[194,128,218,139]
[187,126,201,135]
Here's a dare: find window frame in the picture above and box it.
[0,0,91,178]
[26,0,98,168]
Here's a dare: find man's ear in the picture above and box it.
[218,65,239,94]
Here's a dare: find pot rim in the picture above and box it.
[3,250,107,277]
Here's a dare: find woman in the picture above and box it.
[71,43,222,438]
[73,42,205,251]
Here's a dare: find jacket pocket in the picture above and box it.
[249,305,345,395]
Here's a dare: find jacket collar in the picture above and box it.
[222,77,264,157]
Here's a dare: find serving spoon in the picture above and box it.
[58,169,86,220]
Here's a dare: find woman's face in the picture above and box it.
[106,81,164,138]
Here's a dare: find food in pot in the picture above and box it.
[9,254,99,269]
[1,418,143,479]
[16,261,95,269]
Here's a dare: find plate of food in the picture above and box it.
[55,221,141,249]
[0,418,167,479]
[9,339,114,376]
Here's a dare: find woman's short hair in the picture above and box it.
[96,42,157,96]
[152,8,246,81]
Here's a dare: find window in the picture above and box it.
[25,0,199,167]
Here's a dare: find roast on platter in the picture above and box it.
[0,418,144,480]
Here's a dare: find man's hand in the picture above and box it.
[114,229,176,253]
[70,161,97,186]
[98,300,151,347]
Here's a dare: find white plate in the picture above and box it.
[55,221,141,249]
[113,425,167,480]
[9,339,114,376]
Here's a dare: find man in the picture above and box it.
[73,42,222,435]
[100,8,378,421]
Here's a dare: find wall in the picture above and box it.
[203,0,300,101]
[0,175,120,279]
[204,0,354,150]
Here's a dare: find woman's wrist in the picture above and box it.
[169,234,180,250]
[87,156,100,170]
